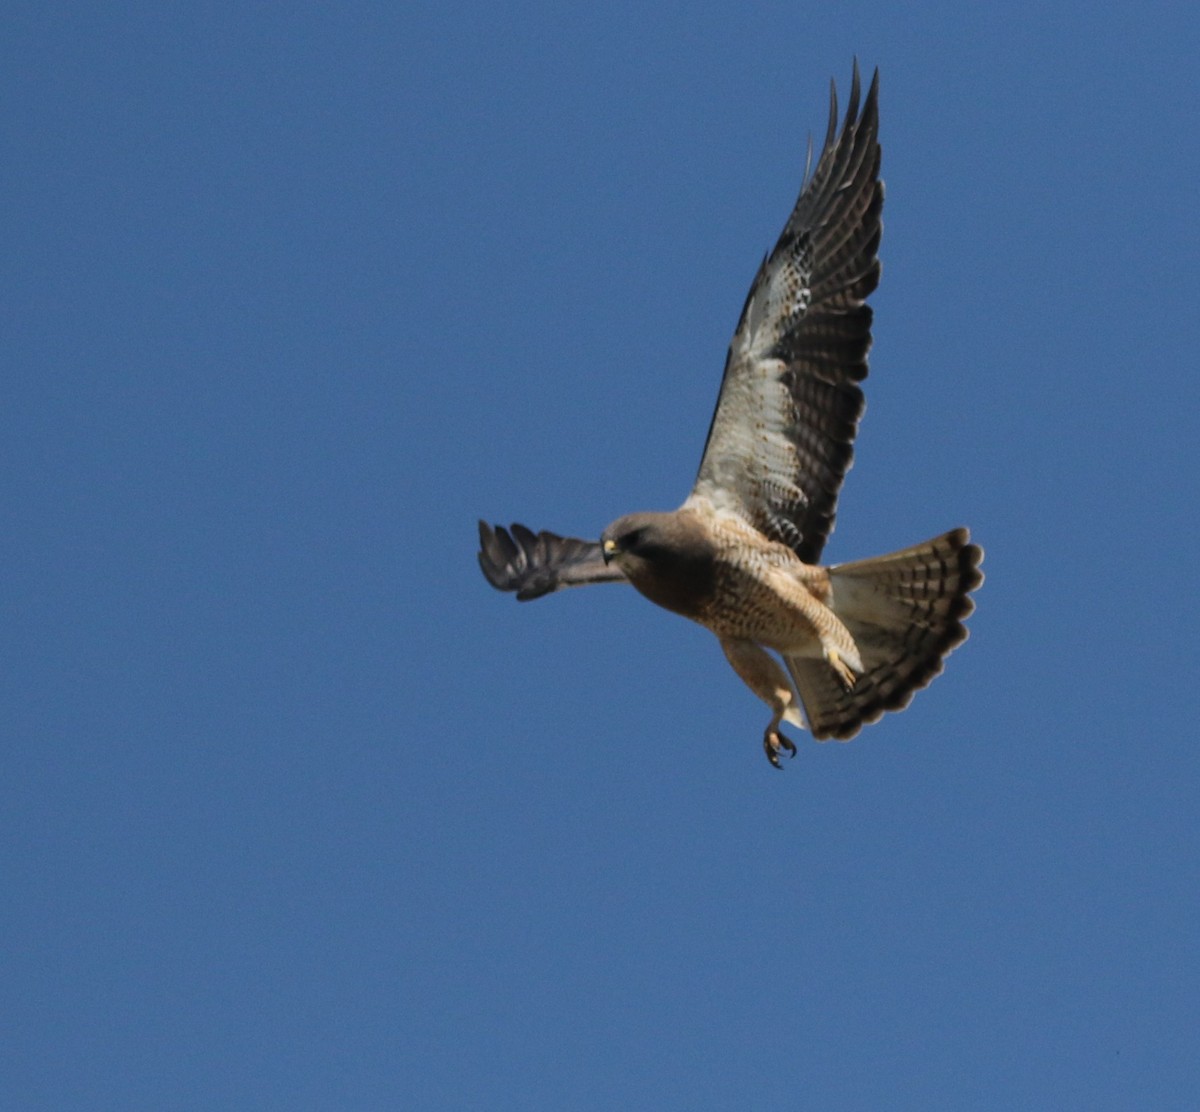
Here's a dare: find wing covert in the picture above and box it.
[688,63,883,565]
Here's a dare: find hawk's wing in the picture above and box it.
[477,521,627,601]
[686,63,882,565]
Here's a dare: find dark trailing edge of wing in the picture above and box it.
[477,521,627,601]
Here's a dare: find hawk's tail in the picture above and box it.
[786,529,983,741]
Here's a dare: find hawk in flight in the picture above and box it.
[478,64,983,767]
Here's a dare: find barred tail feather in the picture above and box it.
[787,528,983,740]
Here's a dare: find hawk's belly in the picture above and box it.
[694,556,832,656]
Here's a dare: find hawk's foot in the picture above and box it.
[826,647,857,689]
[763,725,797,770]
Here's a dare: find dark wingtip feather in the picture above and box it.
[477,521,520,590]
[477,520,626,599]
[844,58,862,132]
[824,75,839,153]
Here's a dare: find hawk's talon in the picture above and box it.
[764,726,797,769]
[826,647,857,689]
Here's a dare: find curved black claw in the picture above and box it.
[763,727,798,770]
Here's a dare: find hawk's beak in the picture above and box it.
[602,538,619,564]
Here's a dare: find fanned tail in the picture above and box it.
[787,529,983,740]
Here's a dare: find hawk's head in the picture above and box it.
[600,511,717,618]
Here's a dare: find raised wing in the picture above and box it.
[687,63,882,564]
[477,521,627,601]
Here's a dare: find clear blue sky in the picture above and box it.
[5,3,1199,1109]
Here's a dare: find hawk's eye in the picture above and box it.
[623,528,646,550]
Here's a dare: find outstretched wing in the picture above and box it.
[477,522,627,601]
[686,63,882,565]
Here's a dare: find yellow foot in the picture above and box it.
[826,648,857,689]
[763,725,797,770]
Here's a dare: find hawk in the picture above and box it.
[478,64,983,767]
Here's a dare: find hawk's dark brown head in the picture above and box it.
[600,511,718,619]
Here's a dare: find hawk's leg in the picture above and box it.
[720,638,806,769]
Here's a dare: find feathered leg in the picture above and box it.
[720,638,806,768]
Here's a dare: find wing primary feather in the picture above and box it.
[824,76,839,154]
[477,521,627,600]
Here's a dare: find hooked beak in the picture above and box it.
[602,538,619,564]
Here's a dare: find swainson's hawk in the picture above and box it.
[478,64,983,767]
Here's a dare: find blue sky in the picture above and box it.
[5,3,1199,1108]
